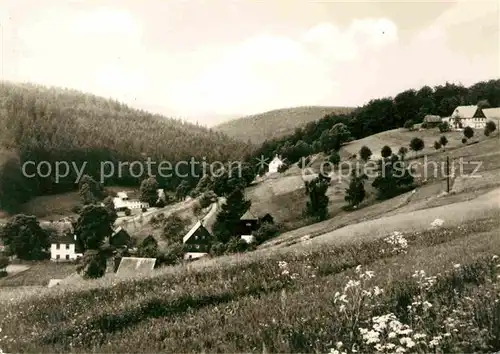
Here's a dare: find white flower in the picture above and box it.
[400,337,415,348]
[373,286,384,296]
[453,264,461,269]
[355,265,362,273]
[336,341,343,349]
[413,333,426,340]
[431,218,444,227]
[365,271,375,279]
[395,346,406,353]
[388,332,397,339]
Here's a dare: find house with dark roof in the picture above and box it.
[50,233,83,261]
[183,220,212,260]
[109,226,131,248]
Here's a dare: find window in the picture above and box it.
[56,244,60,250]
[195,235,198,240]
[66,244,70,250]
[65,255,70,260]
[195,244,200,250]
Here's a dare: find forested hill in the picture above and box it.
[0,82,252,212]
[215,106,355,144]
[252,79,500,163]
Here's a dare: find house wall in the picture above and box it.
[459,117,489,129]
[268,159,283,174]
[50,243,83,261]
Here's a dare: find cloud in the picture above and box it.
[175,18,400,115]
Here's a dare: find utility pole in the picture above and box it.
[446,155,450,193]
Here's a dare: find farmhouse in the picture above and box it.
[113,191,149,211]
[268,155,284,174]
[423,115,442,127]
[451,105,487,129]
[237,210,260,243]
[50,233,83,261]
[110,226,131,248]
[183,220,212,260]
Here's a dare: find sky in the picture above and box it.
[0,0,499,125]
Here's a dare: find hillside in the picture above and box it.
[214,106,355,144]
[0,82,252,212]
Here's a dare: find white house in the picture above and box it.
[268,155,284,174]
[113,191,149,211]
[50,233,83,261]
[451,105,487,129]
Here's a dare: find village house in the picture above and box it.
[50,233,83,261]
[267,155,284,174]
[183,220,212,260]
[113,191,149,211]
[423,115,442,128]
[237,210,260,243]
[109,226,132,248]
[451,105,487,129]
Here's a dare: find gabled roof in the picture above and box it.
[241,209,258,220]
[183,220,210,243]
[483,107,500,119]
[423,115,441,123]
[452,105,480,118]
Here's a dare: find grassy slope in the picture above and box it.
[215,106,354,144]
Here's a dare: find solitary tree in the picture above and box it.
[381,145,392,159]
[344,170,367,208]
[439,135,448,149]
[438,122,450,133]
[485,121,497,137]
[409,137,425,156]
[0,214,50,260]
[304,174,331,221]
[464,126,474,140]
[139,176,159,206]
[434,141,441,150]
[398,147,409,160]
[74,205,115,251]
[462,137,468,144]
[359,146,372,162]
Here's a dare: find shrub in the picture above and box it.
[71,205,82,214]
[277,163,289,173]
[434,141,441,150]
[409,137,425,154]
[155,199,166,208]
[253,222,280,245]
[403,120,414,130]
[421,122,428,129]
[359,146,372,162]
[462,137,468,144]
[156,242,184,266]
[464,126,474,139]
[124,208,131,216]
[199,190,217,208]
[225,237,252,254]
[438,121,450,133]
[0,256,9,271]
[141,207,148,213]
[381,145,392,159]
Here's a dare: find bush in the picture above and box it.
[403,120,414,130]
[71,205,82,214]
[225,237,252,254]
[156,242,184,266]
[434,141,441,150]
[464,126,474,139]
[141,207,148,213]
[421,122,428,129]
[124,208,131,216]
[0,256,9,271]
[199,190,217,208]
[438,121,450,133]
[277,163,289,173]
[253,222,280,245]
[155,199,166,208]
[462,137,468,144]
[192,202,202,216]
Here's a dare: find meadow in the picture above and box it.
[0,213,499,353]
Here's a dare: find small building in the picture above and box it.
[50,233,83,262]
[236,210,260,240]
[268,155,284,174]
[110,226,131,248]
[451,105,487,129]
[183,220,212,259]
[423,115,442,127]
[113,191,149,211]
[259,213,274,225]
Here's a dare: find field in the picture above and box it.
[339,127,490,160]
[215,106,354,144]
[0,262,76,287]
[0,209,499,352]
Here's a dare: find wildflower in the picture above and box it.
[493,255,498,260]
[362,330,380,344]
[431,218,444,227]
[373,286,384,296]
[364,270,375,279]
[453,264,461,269]
[395,346,406,353]
[355,265,362,273]
[413,333,426,340]
[336,341,343,349]
[399,337,415,348]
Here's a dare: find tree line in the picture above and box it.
[0,82,253,212]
